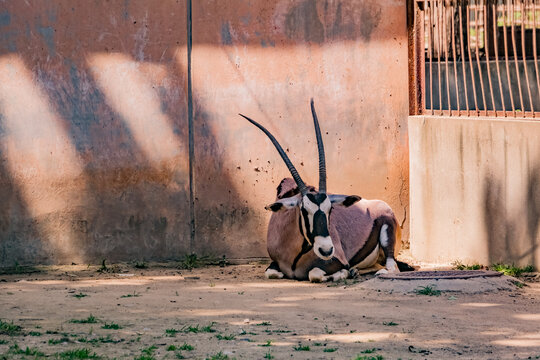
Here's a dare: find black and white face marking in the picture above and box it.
[300,193,334,260]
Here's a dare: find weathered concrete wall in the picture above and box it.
[409,116,540,268]
[0,0,409,266]
[190,0,410,258]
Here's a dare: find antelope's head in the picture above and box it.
[239,99,361,260]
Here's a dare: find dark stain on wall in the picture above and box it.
[285,0,325,44]
[358,3,382,41]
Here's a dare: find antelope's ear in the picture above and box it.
[265,196,301,212]
[329,194,361,207]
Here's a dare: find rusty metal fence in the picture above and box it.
[410,0,540,118]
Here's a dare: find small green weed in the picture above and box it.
[134,355,155,360]
[255,322,271,326]
[73,292,88,299]
[178,253,200,270]
[29,331,42,336]
[324,348,338,352]
[324,325,333,334]
[181,322,216,333]
[101,322,122,330]
[78,335,121,344]
[263,351,274,359]
[414,285,441,296]
[70,315,98,324]
[206,352,232,360]
[491,263,535,277]
[382,321,398,326]
[0,339,8,344]
[165,328,180,337]
[56,348,100,359]
[360,348,377,353]
[142,345,158,355]
[512,280,525,288]
[0,319,23,335]
[354,355,384,360]
[216,333,236,340]
[178,343,194,351]
[452,260,483,270]
[258,340,272,347]
[134,261,148,269]
[293,344,310,351]
[167,345,177,351]
[8,344,45,356]
[120,292,140,298]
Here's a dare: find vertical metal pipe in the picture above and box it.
[484,0,497,112]
[511,0,525,113]
[475,1,488,112]
[459,0,471,114]
[522,0,535,112]
[467,2,480,114]
[503,0,516,115]
[493,1,506,114]
[533,0,540,111]
[428,0,434,114]
[187,0,195,253]
[452,0,461,111]
[437,0,443,112]
[444,0,452,113]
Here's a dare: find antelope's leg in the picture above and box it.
[265,261,284,279]
[327,269,350,282]
[308,267,329,282]
[377,222,400,274]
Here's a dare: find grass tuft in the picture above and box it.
[360,348,377,354]
[120,292,140,298]
[70,315,98,324]
[324,347,338,352]
[414,285,441,296]
[0,319,23,335]
[101,322,122,330]
[206,352,232,360]
[56,348,100,359]
[181,322,216,333]
[73,292,88,299]
[354,356,384,360]
[452,260,483,270]
[491,263,535,277]
[293,344,310,351]
[216,333,236,340]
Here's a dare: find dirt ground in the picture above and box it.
[0,263,539,360]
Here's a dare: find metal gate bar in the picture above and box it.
[411,0,540,118]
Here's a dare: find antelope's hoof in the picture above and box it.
[308,268,328,283]
[265,268,284,279]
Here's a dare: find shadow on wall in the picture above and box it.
[483,167,540,267]
[0,1,265,265]
[0,0,404,265]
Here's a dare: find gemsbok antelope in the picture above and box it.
[239,99,410,282]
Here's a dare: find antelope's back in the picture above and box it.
[329,198,397,262]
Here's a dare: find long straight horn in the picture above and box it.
[310,99,326,193]
[239,114,308,195]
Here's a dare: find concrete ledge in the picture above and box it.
[408,115,540,268]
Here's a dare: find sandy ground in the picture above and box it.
[0,263,539,360]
